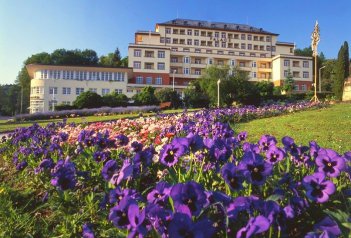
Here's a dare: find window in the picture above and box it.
[173,28,178,34]
[134,61,141,69]
[228,51,234,55]
[293,71,300,78]
[115,89,123,94]
[155,77,162,85]
[194,40,199,46]
[194,30,199,36]
[239,62,245,67]
[194,58,201,64]
[49,87,58,95]
[158,51,165,58]
[241,34,246,40]
[239,52,245,56]
[171,57,178,63]
[266,46,271,51]
[62,87,71,95]
[284,60,290,67]
[146,77,152,84]
[290,48,293,53]
[114,72,125,81]
[127,89,133,93]
[217,51,224,55]
[248,34,252,40]
[136,76,143,84]
[145,63,153,69]
[171,47,178,52]
[89,88,97,93]
[206,50,212,54]
[303,71,309,78]
[157,63,165,70]
[272,46,276,52]
[187,39,192,45]
[215,32,219,38]
[166,28,171,34]
[183,68,190,75]
[284,70,289,77]
[183,48,190,53]
[252,72,257,78]
[215,41,219,47]
[194,69,201,75]
[221,32,226,38]
[183,56,190,63]
[250,53,256,57]
[160,37,165,43]
[301,84,307,91]
[294,85,299,91]
[102,88,110,96]
[241,43,246,49]
[266,36,271,42]
[230,60,235,66]
[293,61,300,67]
[195,48,201,53]
[221,42,226,48]
[166,38,171,43]
[252,61,257,67]
[76,88,84,95]
[134,50,141,57]
[208,58,213,64]
[248,44,252,50]
[303,61,309,68]
[187,29,192,35]
[234,34,239,39]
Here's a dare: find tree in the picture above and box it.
[155,88,182,108]
[102,92,129,107]
[283,69,295,95]
[320,59,337,92]
[255,81,274,99]
[183,80,210,108]
[132,86,159,105]
[99,48,124,67]
[198,65,259,106]
[120,57,128,67]
[332,41,350,100]
[73,91,103,109]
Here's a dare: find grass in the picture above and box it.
[234,103,351,153]
[0,108,198,133]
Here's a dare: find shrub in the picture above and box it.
[73,91,103,109]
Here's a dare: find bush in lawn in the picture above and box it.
[132,86,159,106]
[102,92,129,107]
[73,91,103,109]
[155,88,182,108]
[55,104,77,111]
[255,81,274,100]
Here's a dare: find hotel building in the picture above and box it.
[129,19,313,92]
[26,64,133,113]
[28,19,313,113]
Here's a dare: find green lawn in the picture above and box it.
[234,103,351,153]
[0,108,197,133]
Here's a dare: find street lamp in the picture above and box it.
[217,79,221,107]
[172,70,176,91]
[319,66,326,93]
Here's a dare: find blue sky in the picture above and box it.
[0,0,350,84]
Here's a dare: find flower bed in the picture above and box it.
[0,101,350,237]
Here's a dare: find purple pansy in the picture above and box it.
[303,172,335,203]
[238,152,273,185]
[109,197,136,229]
[147,181,171,206]
[236,215,270,238]
[170,181,207,217]
[127,204,147,238]
[116,134,129,146]
[315,149,346,177]
[258,135,277,152]
[221,163,244,191]
[82,223,95,238]
[51,158,77,190]
[101,160,119,181]
[167,213,215,238]
[237,131,248,142]
[265,146,285,164]
[109,159,134,186]
[159,138,189,167]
